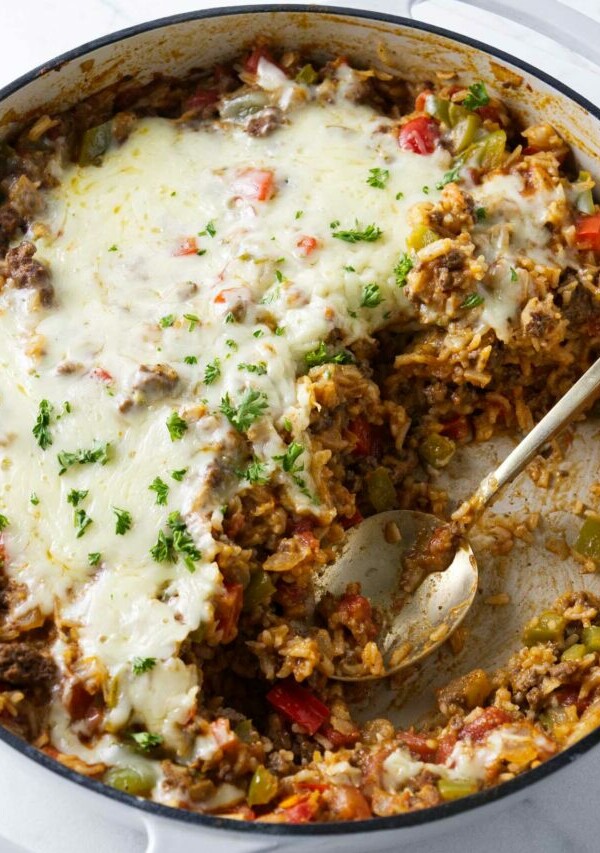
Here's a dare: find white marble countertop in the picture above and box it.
[1,1,600,851]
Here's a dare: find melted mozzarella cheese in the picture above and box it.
[0,95,449,753]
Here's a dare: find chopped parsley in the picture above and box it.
[0,515,9,530]
[422,185,430,194]
[461,292,485,309]
[475,206,487,222]
[132,657,156,676]
[436,164,462,190]
[67,488,89,507]
[305,341,354,368]
[184,355,198,364]
[171,468,187,481]
[204,358,221,385]
[33,399,54,450]
[463,81,490,111]
[226,339,238,351]
[253,329,265,339]
[238,457,269,485]
[88,552,101,566]
[131,732,163,751]
[282,418,293,432]
[395,191,405,200]
[274,442,314,500]
[57,443,111,476]
[205,220,216,238]
[108,244,118,252]
[149,477,169,506]
[366,167,390,189]
[183,313,200,331]
[30,493,39,506]
[150,512,201,572]
[394,253,413,288]
[197,249,207,257]
[295,210,304,219]
[166,412,188,441]
[159,314,176,328]
[74,508,93,539]
[360,282,383,308]
[224,312,236,324]
[343,265,355,273]
[220,389,269,433]
[113,506,133,535]
[260,286,280,305]
[275,326,285,336]
[275,269,285,283]
[330,220,340,229]
[238,361,267,376]
[510,266,518,282]
[331,222,383,243]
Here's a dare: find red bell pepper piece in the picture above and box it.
[244,46,275,74]
[398,116,439,155]
[231,168,275,202]
[349,417,374,456]
[216,582,243,644]
[414,89,433,112]
[173,237,198,256]
[458,707,511,743]
[575,213,600,252]
[296,236,319,257]
[440,415,472,443]
[266,681,330,735]
[397,730,438,762]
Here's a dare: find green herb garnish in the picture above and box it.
[224,312,236,324]
[331,222,383,243]
[132,657,156,676]
[436,164,462,190]
[0,515,9,530]
[220,389,269,433]
[88,552,101,566]
[58,443,111,475]
[360,282,383,308]
[30,493,39,506]
[171,468,187,481]
[238,362,267,375]
[184,355,198,364]
[166,412,188,441]
[460,292,484,309]
[366,167,390,189]
[33,399,54,450]
[113,506,133,535]
[238,457,269,485]
[159,314,176,328]
[131,732,163,751]
[475,206,487,222]
[67,489,89,507]
[305,341,354,368]
[204,358,221,385]
[183,313,200,331]
[74,508,93,538]
[149,477,169,506]
[463,81,490,110]
[394,253,413,288]
[510,266,518,282]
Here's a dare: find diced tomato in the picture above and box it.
[89,367,113,383]
[173,237,198,256]
[231,168,275,202]
[553,685,591,716]
[440,415,472,443]
[397,730,438,762]
[320,722,361,748]
[295,780,330,792]
[575,213,600,252]
[337,593,376,631]
[290,518,319,551]
[266,680,330,735]
[415,89,433,112]
[398,116,440,155]
[435,731,458,764]
[215,582,243,644]
[244,45,275,75]
[280,793,320,824]
[349,417,375,457]
[459,707,511,743]
[323,784,372,820]
[296,236,319,257]
[476,104,501,124]
[184,88,219,112]
[340,509,363,530]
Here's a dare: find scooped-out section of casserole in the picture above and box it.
[1,45,600,821]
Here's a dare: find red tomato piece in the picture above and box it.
[476,104,501,124]
[290,517,319,551]
[281,794,320,824]
[184,88,219,112]
[397,730,438,762]
[266,681,330,735]
[398,116,440,155]
[349,417,374,457]
[173,237,198,256]
[297,236,319,256]
[90,367,113,383]
[440,415,472,443]
[340,509,363,530]
[576,213,600,252]
[323,784,371,820]
[231,168,275,202]
[215,582,243,644]
[415,89,433,112]
[244,46,275,74]
[459,707,511,743]
[320,722,361,748]
[435,731,458,764]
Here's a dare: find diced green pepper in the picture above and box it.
[419,434,456,468]
[448,102,470,127]
[561,643,587,661]
[575,516,600,562]
[220,91,270,119]
[437,778,478,801]
[104,764,156,796]
[295,64,318,85]
[523,610,566,646]
[406,225,439,252]
[450,113,481,154]
[366,466,397,512]
[464,130,506,170]
[234,719,256,743]
[424,94,450,125]
[247,765,278,806]
[78,121,113,166]
[243,569,276,611]
[582,626,600,652]
[576,171,595,215]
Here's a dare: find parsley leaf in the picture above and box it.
[331,222,383,243]
[131,732,163,751]
[475,206,487,222]
[461,292,484,309]
[88,552,101,566]
[253,329,265,339]
[150,512,201,572]
[149,477,169,506]
[226,339,238,351]
[305,342,354,368]
[57,443,111,476]
[33,399,54,450]
[238,361,267,376]
[204,358,221,385]
[436,164,462,190]
[275,326,285,336]
[395,191,404,200]
[171,468,187,481]
[113,507,133,535]
[360,282,383,308]
[108,244,118,252]
[463,81,490,110]
[220,389,269,433]
[224,312,236,324]
[0,515,9,530]
[166,412,188,441]
[184,355,198,364]
[238,457,269,485]
[205,220,216,238]
[394,253,413,288]
[74,508,93,538]
[67,488,89,507]
[183,313,200,331]
[159,314,176,328]
[366,167,390,189]
[295,210,304,219]
[150,530,172,562]
[510,266,518,282]
[273,442,315,500]
[30,493,40,506]
[132,657,156,676]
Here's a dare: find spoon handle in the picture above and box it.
[454,356,600,521]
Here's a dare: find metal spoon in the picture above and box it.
[315,357,600,681]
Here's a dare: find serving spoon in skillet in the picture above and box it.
[314,356,600,681]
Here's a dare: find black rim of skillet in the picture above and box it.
[1,3,599,836]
